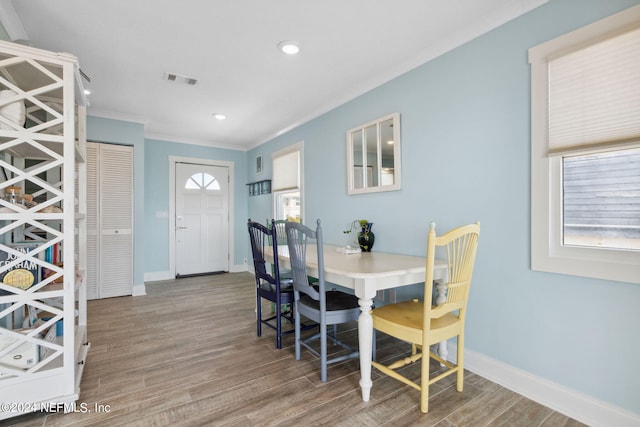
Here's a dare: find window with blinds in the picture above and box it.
[547,27,640,251]
[529,4,640,284]
[272,143,303,222]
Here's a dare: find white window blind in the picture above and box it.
[548,27,640,156]
[272,150,299,191]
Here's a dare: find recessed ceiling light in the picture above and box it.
[387,140,395,145]
[84,89,91,95]
[278,41,301,55]
[212,113,227,121]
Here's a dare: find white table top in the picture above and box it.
[271,244,447,292]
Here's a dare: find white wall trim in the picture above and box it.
[145,267,248,282]
[144,271,173,283]
[453,343,640,427]
[132,283,146,296]
[229,263,249,273]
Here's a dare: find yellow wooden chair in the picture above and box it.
[371,222,480,413]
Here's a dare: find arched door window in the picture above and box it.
[184,172,220,190]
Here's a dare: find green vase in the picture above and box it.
[358,223,375,252]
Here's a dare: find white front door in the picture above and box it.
[175,162,229,276]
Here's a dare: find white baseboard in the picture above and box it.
[144,270,173,282]
[229,263,249,273]
[144,266,249,281]
[132,283,146,296]
[457,344,640,427]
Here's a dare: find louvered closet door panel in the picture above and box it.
[99,234,133,298]
[86,144,99,300]
[98,144,133,298]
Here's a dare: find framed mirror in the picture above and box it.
[346,113,401,195]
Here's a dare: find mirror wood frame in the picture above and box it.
[346,112,401,195]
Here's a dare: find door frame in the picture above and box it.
[168,156,235,278]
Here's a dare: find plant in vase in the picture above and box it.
[343,219,375,252]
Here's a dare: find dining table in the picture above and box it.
[267,243,448,402]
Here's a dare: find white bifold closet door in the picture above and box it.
[86,142,133,299]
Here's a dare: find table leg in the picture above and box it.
[435,279,448,361]
[357,296,374,401]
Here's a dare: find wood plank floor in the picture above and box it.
[3,273,586,426]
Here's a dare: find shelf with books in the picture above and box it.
[0,40,88,419]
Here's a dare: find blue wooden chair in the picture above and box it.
[247,219,295,349]
[285,219,360,382]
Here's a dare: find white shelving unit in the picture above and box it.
[0,40,88,420]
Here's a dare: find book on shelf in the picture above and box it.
[0,242,42,292]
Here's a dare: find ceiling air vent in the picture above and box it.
[163,72,198,86]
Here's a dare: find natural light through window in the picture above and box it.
[562,147,640,250]
[184,173,220,190]
[275,190,301,222]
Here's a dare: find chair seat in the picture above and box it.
[259,280,293,292]
[258,282,295,304]
[299,290,359,312]
[298,290,360,327]
[372,300,462,346]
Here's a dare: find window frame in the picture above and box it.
[271,142,304,222]
[529,5,640,285]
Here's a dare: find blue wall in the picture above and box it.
[246,0,640,415]
[87,116,145,290]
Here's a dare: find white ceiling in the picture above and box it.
[4,0,546,151]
